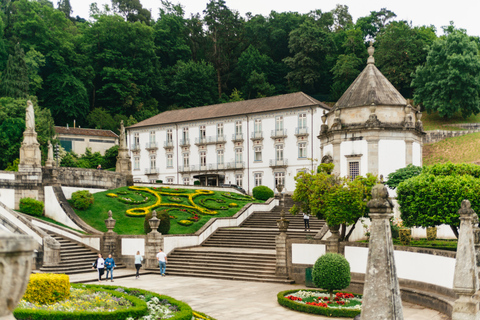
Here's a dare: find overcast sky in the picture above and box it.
[69,0,480,37]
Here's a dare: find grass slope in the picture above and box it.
[73,186,263,235]
[421,111,480,131]
[423,132,480,165]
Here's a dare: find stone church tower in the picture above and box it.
[318,44,424,179]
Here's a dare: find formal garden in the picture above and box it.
[70,186,264,235]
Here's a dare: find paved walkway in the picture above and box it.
[69,270,449,320]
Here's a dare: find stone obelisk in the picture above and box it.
[18,100,42,173]
[115,120,133,185]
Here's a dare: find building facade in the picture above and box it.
[55,127,119,155]
[126,93,330,193]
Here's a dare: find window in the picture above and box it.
[298,113,307,129]
[349,161,360,181]
[276,144,284,161]
[235,121,242,135]
[199,125,206,139]
[254,172,262,187]
[298,143,307,158]
[235,174,243,187]
[274,172,285,188]
[183,153,189,167]
[275,116,284,131]
[183,177,190,185]
[182,127,189,141]
[167,154,173,167]
[167,177,174,184]
[134,133,140,146]
[217,149,224,164]
[150,155,156,169]
[235,148,243,163]
[254,146,262,162]
[134,157,140,170]
[217,123,224,137]
[254,119,262,133]
[200,151,207,167]
[166,129,173,143]
[149,131,156,143]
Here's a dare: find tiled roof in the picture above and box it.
[128,92,330,129]
[55,126,118,138]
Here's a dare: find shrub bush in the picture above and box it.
[71,190,94,210]
[19,197,44,217]
[252,186,274,200]
[23,274,70,305]
[193,180,201,186]
[312,253,350,300]
[144,209,171,234]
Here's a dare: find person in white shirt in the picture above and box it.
[303,212,310,231]
[92,253,105,282]
[134,251,143,279]
[156,248,167,277]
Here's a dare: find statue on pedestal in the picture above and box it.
[19,100,42,172]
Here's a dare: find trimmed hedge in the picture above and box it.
[71,190,94,210]
[277,289,361,318]
[19,197,44,217]
[23,274,70,304]
[252,185,274,201]
[15,284,193,320]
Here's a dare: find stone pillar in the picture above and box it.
[275,186,289,277]
[452,200,480,320]
[42,236,61,266]
[405,138,413,166]
[332,141,341,176]
[326,224,340,253]
[103,210,118,256]
[145,211,163,269]
[18,100,42,173]
[116,120,133,185]
[367,139,379,176]
[361,183,404,320]
[0,231,35,320]
[45,140,55,168]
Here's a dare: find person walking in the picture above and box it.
[105,254,116,282]
[303,212,311,231]
[156,248,167,277]
[92,253,105,282]
[134,251,143,279]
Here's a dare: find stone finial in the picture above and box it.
[104,210,116,233]
[369,103,376,114]
[148,210,161,234]
[367,183,393,209]
[458,200,475,218]
[367,42,375,65]
[321,110,327,124]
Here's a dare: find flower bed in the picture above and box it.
[198,198,228,210]
[15,284,193,320]
[221,192,254,201]
[277,289,362,318]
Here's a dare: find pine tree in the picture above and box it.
[0,43,29,98]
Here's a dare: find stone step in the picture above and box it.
[168,257,275,266]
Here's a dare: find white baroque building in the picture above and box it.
[126,92,330,193]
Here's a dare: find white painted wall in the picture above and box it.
[412,142,422,166]
[339,140,368,177]
[0,189,15,209]
[0,203,43,245]
[378,140,406,179]
[0,172,15,180]
[62,186,106,199]
[121,238,145,255]
[44,186,80,230]
[322,144,333,159]
[292,243,326,264]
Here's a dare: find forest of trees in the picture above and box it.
[0,0,480,170]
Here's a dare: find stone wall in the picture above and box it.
[424,127,480,144]
[56,167,127,189]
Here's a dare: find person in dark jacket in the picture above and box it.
[92,253,105,282]
[105,254,116,282]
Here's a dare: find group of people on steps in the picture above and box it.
[93,248,168,281]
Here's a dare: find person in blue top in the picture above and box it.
[105,254,116,282]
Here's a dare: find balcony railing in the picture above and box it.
[179,138,190,147]
[271,129,287,139]
[164,141,174,148]
[145,142,158,150]
[130,144,141,152]
[232,133,244,142]
[195,136,226,145]
[145,168,159,174]
[295,127,309,136]
[178,162,244,172]
[226,161,245,169]
[178,165,190,173]
[250,131,263,140]
[269,159,288,168]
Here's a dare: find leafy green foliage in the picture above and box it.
[412,28,480,118]
[71,190,94,210]
[143,209,171,235]
[312,253,351,300]
[19,197,44,217]
[385,164,423,189]
[0,43,29,98]
[252,186,274,201]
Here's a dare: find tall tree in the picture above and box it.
[111,0,151,24]
[0,42,29,98]
[57,0,71,19]
[356,8,396,40]
[412,28,480,118]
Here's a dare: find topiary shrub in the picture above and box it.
[144,209,170,234]
[19,198,44,217]
[312,253,351,300]
[193,180,201,186]
[71,190,94,210]
[252,185,274,200]
[23,274,70,305]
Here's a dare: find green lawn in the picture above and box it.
[421,111,480,131]
[72,186,264,235]
[423,132,480,165]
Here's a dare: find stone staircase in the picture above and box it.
[160,196,326,283]
[39,232,125,274]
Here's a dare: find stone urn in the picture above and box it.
[0,231,35,320]
[327,224,341,241]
